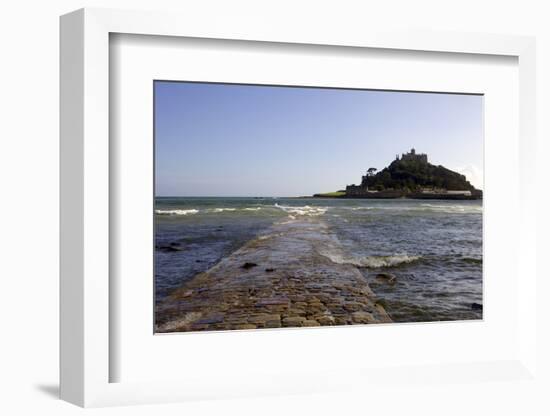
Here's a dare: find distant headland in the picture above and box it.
[314,148,482,200]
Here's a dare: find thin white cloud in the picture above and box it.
[455,165,483,190]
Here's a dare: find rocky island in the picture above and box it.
[314,148,482,200]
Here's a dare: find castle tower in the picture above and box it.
[400,148,427,163]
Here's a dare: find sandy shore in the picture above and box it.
[156,216,391,332]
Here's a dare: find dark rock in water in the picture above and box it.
[471,302,483,311]
[195,259,203,263]
[156,245,181,252]
[375,273,396,285]
[265,268,275,272]
[241,262,258,270]
[169,242,180,247]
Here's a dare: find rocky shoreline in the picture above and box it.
[312,192,482,200]
[156,217,392,333]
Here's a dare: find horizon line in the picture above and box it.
[155,195,308,198]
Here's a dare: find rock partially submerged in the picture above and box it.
[375,272,397,285]
[156,244,182,253]
[471,302,483,311]
[156,217,392,332]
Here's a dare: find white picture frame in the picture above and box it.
[60,7,538,408]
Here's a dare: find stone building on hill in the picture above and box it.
[397,148,428,164]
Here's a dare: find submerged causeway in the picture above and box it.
[156,217,392,332]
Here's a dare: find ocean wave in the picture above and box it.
[210,208,237,213]
[342,204,481,214]
[275,203,327,217]
[419,204,482,213]
[155,209,199,216]
[320,251,421,268]
[156,207,267,215]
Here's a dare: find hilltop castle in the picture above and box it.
[397,148,428,164]
[355,148,427,188]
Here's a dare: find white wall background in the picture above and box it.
[0,1,548,415]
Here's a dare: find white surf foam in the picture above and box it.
[320,250,421,268]
[210,208,237,213]
[419,203,481,213]
[344,204,481,214]
[155,209,199,216]
[275,203,327,217]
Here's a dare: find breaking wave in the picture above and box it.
[344,204,481,214]
[210,208,237,213]
[419,203,482,214]
[275,204,327,217]
[155,207,266,215]
[155,209,199,216]
[320,251,422,268]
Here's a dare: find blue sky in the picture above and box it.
[155,81,483,196]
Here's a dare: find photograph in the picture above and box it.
[154,81,483,333]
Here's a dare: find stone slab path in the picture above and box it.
[156,217,391,332]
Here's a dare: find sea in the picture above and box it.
[155,197,483,323]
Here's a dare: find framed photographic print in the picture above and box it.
[60,8,538,408]
[153,81,484,334]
